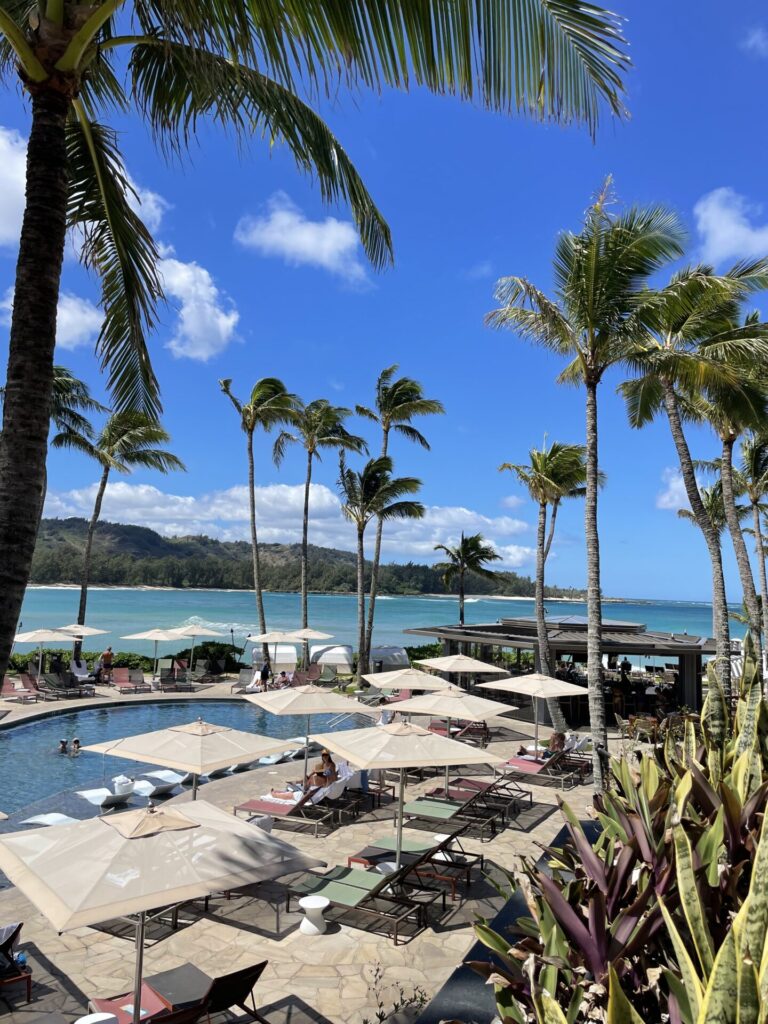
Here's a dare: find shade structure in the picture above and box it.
[83,719,288,796]
[391,688,517,789]
[243,685,374,782]
[121,628,182,678]
[311,722,504,868]
[14,629,75,678]
[0,801,322,1024]
[289,628,333,641]
[169,623,226,672]
[361,668,461,692]
[415,654,509,675]
[55,624,109,637]
[478,674,586,754]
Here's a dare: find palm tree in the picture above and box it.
[486,183,685,792]
[739,434,768,638]
[0,2,629,679]
[433,533,502,627]
[219,379,298,644]
[499,441,588,731]
[338,455,424,679]
[357,366,444,663]
[619,263,768,700]
[274,400,367,662]
[59,412,184,646]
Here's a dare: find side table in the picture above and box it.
[298,894,330,935]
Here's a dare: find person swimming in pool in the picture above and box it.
[71,737,81,756]
[58,739,68,754]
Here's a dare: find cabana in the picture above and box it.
[310,644,354,674]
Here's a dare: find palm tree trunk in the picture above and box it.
[662,383,731,700]
[458,567,465,626]
[543,499,560,562]
[247,432,268,662]
[536,501,567,732]
[721,436,763,678]
[300,449,312,668]
[752,501,768,641]
[0,91,70,679]
[585,379,607,791]
[74,465,109,657]
[358,528,366,679]
[364,427,389,662]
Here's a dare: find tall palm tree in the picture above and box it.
[220,378,298,644]
[433,533,501,627]
[619,262,768,700]
[739,434,768,638]
[274,400,367,661]
[338,455,424,679]
[58,412,184,646]
[0,1,629,679]
[499,441,588,731]
[357,366,444,664]
[486,183,685,792]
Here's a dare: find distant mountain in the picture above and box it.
[31,517,584,598]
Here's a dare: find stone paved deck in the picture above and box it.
[0,682,604,1022]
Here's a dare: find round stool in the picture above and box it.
[298,894,330,935]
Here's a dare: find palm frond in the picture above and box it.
[67,107,163,416]
[394,423,430,449]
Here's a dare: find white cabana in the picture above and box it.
[368,646,410,671]
[310,644,354,673]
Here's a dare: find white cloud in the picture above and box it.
[0,127,26,247]
[159,256,239,361]
[694,187,768,265]
[235,192,366,283]
[465,260,494,280]
[656,468,689,511]
[1,287,102,350]
[743,27,768,57]
[126,174,170,234]
[44,480,534,567]
[501,495,525,509]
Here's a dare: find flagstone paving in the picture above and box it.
[0,682,604,1022]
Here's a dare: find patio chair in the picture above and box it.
[0,922,31,1005]
[234,785,336,837]
[159,667,178,692]
[495,750,580,790]
[0,922,22,969]
[112,666,130,685]
[231,668,254,694]
[203,960,270,1023]
[39,673,82,699]
[129,668,151,690]
[174,670,196,693]
[318,664,337,684]
[306,663,322,681]
[401,791,504,842]
[1,676,36,703]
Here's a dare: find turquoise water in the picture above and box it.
[13,587,720,657]
[0,699,357,813]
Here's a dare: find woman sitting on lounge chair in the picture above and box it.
[270,750,337,798]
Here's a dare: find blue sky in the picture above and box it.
[1,0,768,602]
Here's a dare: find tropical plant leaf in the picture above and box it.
[673,824,714,977]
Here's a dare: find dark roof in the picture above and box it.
[405,619,716,656]
[505,614,645,631]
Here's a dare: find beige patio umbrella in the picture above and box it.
[244,684,374,782]
[289,628,333,669]
[121,628,182,679]
[249,629,300,671]
[415,654,509,675]
[55,623,109,637]
[83,719,288,797]
[0,801,322,1024]
[169,623,226,673]
[478,674,586,755]
[311,722,504,868]
[361,667,462,692]
[14,628,75,678]
[393,688,517,790]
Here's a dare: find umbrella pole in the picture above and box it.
[534,699,540,760]
[153,640,158,682]
[396,767,405,871]
[192,773,198,800]
[189,636,196,673]
[37,644,43,679]
[132,911,146,1024]
[303,714,311,786]
[444,718,451,793]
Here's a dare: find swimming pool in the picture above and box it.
[0,699,357,814]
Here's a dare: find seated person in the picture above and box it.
[269,750,337,798]
[70,656,92,681]
[520,731,566,759]
[50,652,64,675]
[274,670,290,688]
[244,672,264,693]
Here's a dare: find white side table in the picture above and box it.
[298,894,330,935]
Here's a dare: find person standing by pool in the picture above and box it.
[100,646,113,683]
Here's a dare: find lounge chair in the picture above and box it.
[448,775,533,807]
[0,922,31,1005]
[401,791,503,842]
[231,668,254,694]
[142,960,270,1024]
[159,667,178,691]
[287,857,446,945]
[128,668,152,692]
[234,784,338,837]
[495,750,580,790]
[39,673,82,699]
[133,772,182,799]
[426,776,528,819]
[113,666,130,686]
[1,676,37,703]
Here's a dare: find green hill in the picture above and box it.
[31,517,584,597]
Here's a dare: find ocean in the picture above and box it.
[12,587,721,657]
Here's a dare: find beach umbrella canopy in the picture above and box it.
[478,674,586,754]
[0,801,322,1024]
[415,654,509,675]
[361,668,461,692]
[121,628,182,678]
[169,624,227,671]
[14,629,75,677]
[83,719,288,796]
[249,630,301,669]
[289,628,333,641]
[55,624,109,637]
[244,685,374,781]
[311,722,504,868]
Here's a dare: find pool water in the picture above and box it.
[0,699,355,814]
